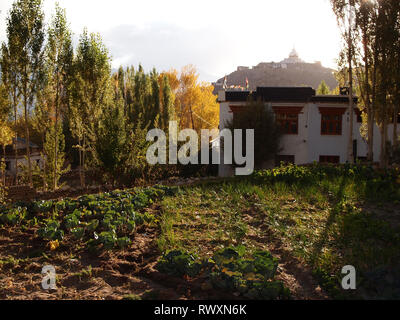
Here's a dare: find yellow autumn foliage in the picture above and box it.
[162,65,219,133]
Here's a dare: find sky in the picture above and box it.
[0,0,343,82]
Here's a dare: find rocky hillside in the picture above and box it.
[213,61,337,93]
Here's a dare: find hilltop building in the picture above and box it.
[213,49,337,93]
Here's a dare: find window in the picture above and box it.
[276,155,295,166]
[319,107,346,135]
[273,107,303,135]
[5,161,10,171]
[276,113,298,134]
[319,155,340,164]
[321,114,342,134]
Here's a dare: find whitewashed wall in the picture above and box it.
[215,90,400,176]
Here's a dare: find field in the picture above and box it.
[1,164,400,300]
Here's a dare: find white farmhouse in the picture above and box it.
[2,137,43,183]
[215,87,399,177]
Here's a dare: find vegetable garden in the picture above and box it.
[1,164,400,300]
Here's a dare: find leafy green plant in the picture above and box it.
[71,227,85,240]
[37,221,64,241]
[117,236,131,249]
[156,250,204,277]
[156,247,289,300]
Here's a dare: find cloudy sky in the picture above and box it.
[0,0,342,82]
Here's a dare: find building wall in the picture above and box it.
[216,90,400,176]
[306,103,350,163]
[5,154,43,175]
[272,103,309,165]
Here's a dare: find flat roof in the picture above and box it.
[224,87,358,104]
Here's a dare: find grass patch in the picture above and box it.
[157,164,400,299]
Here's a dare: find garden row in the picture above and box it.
[156,246,290,300]
[0,185,177,251]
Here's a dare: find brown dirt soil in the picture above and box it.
[0,221,245,300]
[0,199,328,300]
[241,211,329,300]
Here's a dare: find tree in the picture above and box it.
[4,0,45,186]
[176,65,199,130]
[160,74,176,130]
[43,122,69,189]
[332,0,400,167]
[331,0,357,164]
[0,81,13,186]
[353,0,377,163]
[225,97,282,168]
[191,83,219,131]
[0,124,13,186]
[31,91,51,190]
[1,27,21,185]
[174,65,219,133]
[69,29,112,187]
[45,3,73,190]
[95,102,126,185]
[317,80,331,95]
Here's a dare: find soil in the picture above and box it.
[0,221,328,300]
[1,182,329,300]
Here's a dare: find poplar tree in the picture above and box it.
[45,3,73,190]
[5,0,45,186]
[331,0,357,164]
[1,23,21,184]
[316,80,331,95]
[161,74,175,130]
[69,29,111,187]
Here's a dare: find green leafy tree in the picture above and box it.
[45,3,73,190]
[43,122,70,189]
[95,102,126,185]
[69,29,112,187]
[161,74,176,130]
[225,97,282,168]
[317,80,331,95]
[5,0,45,186]
[1,18,21,184]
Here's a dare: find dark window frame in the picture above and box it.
[273,107,303,135]
[319,107,346,136]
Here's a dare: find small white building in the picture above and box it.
[216,87,399,177]
[2,137,43,179]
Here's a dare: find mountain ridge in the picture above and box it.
[213,51,338,93]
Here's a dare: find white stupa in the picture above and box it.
[280,48,304,64]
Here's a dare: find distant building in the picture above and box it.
[1,137,43,178]
[280,48,304,65]
[214,87,398,177]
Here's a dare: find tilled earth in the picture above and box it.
[0,199,328,300]
[0,225,327,300]
[0,223,251,300]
